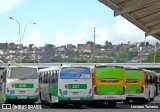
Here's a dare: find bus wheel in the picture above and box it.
[150,92,155,101]
[74,104,82,108]
[4,100,9,104]
[41,100,45,104]
[123,101,127,104]
[108,101,117,108]
[49,94,53,107]
[123,100,129,104]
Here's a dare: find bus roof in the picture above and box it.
[156,73,160,77]
[95,65,124,68]
[143,69,156,74]
[39,66,60,72]
[8,66,38,69]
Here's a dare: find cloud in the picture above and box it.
[91,17,158,45]
[23,28,45,47]
[0,0,23,14]
[52,17,159,47]
[54,31,89,46]
[19,17,159,47]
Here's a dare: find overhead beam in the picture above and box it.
[145,24,160,37]
[114,0,160,16]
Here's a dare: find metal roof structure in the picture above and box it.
[99,0,160,40]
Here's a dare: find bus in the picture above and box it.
[1,65,39,104]
[156,73,160,96]
[125,68,156,103]
[92,65,126,107]
[39,65,93,108]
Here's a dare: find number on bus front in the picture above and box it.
[19,84,26,88]
[72,85,79,89]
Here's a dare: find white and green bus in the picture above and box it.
[39,65,93,108]
[1,65,39,104]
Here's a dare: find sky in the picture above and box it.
[0,0,159,47]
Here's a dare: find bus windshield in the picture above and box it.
[126,69,142,82]
[96,67,124,80]
[9,67,38,79]
[60,67,91,79]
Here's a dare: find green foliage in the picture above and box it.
[116,49,129,62]
[44,44,55,54]
[144,49,160,62]
[22,57,31,63]
[105,41,112,48]
[140,42,149,47]
[22,56,38,63]
[0,42,9,49]
[129,51,138,60]
[51,56,64,62]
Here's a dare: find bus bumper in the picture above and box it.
[5,94,39,103]
[93,94,126,102]
[57,95,92,103]
[126,93,145,100]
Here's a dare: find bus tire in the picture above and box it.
[108,101,117,108]
[49,94,53,107]
[74,104,82,108]
[40,92,45,104]
[123,100,129,104]
[151,92,156,101]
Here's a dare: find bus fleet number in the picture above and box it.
[72,85,80,89]
[19,84,26,88]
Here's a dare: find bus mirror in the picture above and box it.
[60,64,63,66]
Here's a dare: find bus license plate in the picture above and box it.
[71,98,80,100]
[17,96,27,99]
[130,91,135,94]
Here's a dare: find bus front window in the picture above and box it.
[9,67,38,79]
[60,67,91,79]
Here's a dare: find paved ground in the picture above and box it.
[0,93,160,112]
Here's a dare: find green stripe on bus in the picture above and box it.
[58,96,92,101]
[65,84,87,89]
[50,84,58,96]
[6,95,39,100]
[12,83,33,88]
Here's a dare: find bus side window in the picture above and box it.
[50,71,53,83]
[48,72,51,83]
[43,73,46,83]
[39,73,41,83]
[145,75,149,84]
[51,71,54,83]
[153,76,156,84]
[55,71,58,83]
[46,72,49,83]
[54,71,57,83]
[0,75,2,82]
[150,75,153,84]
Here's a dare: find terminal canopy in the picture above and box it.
[99,0,160,40]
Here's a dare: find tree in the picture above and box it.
[44,44,55,54]
[29,44,34,50]
[51,56,63,62]
[22,56,31,63]
[145,49,160,62]
[140,42,149,47]
[105,41,112,48]
[86,41,94,46]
